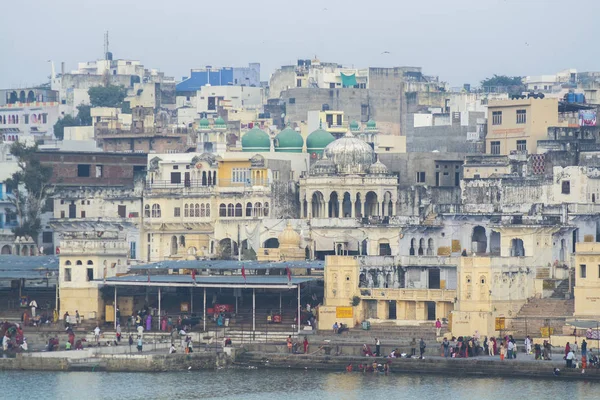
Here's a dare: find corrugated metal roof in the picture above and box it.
[129,260,324,271]
[0,255,58,269]
[104,274,319,287]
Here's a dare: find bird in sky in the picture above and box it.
[381,51,391,54]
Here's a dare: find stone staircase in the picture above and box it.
[508,281,574,339]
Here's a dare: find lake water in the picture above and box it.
[2,369,593,399]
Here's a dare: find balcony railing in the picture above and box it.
[359,288,456,302]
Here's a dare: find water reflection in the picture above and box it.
[1,368,590,400]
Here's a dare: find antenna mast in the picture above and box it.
[104,31,109,60]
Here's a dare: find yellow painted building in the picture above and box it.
[318,256,457,330]
[142,152,272,262]
[486,97,563,155]
[574,242,600,319]
[451,256,537,337]
[58,231,129,321]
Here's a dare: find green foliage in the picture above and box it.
[5,142,53,242]
[52,105,92,140]
[88,85,128,108]
[481,75,525,90]
[121,101,131,114]
[53,114,78,140]
[76,104,92,126]
[351,296,361,307]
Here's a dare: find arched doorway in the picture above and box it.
[264,238,279,248]
[471,226,487,254]
[418,238,425,255]
[1,245,11,254]
[427,238,434,256]
[383,191,393,217]
[365,191,379,217]
[328,192,339,218]
[342,192,352,218]
[311,191,325,218]
[409,238,416,256]
[355,193,362,218]
[218,238,238,260]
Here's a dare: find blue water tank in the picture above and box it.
[576,93,585,103]
[567,93,575,103]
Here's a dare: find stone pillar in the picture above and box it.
[351,200,356,218]
[338,201,343,218]
[362,198,367,218]
[300,199,304,219]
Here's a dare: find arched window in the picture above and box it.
[151,204,161,218]
[264,202,269,217]
[246,202,253,217]
[254,202,262,217]
[87,260,93,265]
[65,260,72,266]
[179,235,186,247]
[195,203,200,217]
[200,203,206,217]
[205,203,210,217]
[184,204,189,217]
[235,203,242,217]
[76,260,83,265]
[144,204,150,218]
[219,203,227,217]
[227,203,234,217]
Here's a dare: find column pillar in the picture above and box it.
[351,200,356,218]
[300,198,304,219]
[252,289,256,332]
[203,287,206,332]
[114,286,117,330]
[338,201,343,218]
[158,287,161,331]
[363,198,367,218]
[297,285,301,334]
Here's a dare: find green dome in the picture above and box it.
[349,120,360,131]
[199,118,210,128]
[215,117,225,125]
[242,126,270,152]
[306,127,335,155]
[366,119,376,128]
[275,127,304,153]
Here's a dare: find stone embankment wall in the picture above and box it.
[237,351,600,381]
[0,352,220,372]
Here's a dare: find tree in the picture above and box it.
[5,142,53,242]
[88,85,128,108]
[53,114,78,140]
[76,104,92,126]
[480,75,525,93]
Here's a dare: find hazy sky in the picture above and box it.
[1,0,598,89]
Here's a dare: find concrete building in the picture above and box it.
[269,58,368,100]
[176,64,261,95]
[38,151,147,258]
[58,227,129,321]
[573,242,600,319]
[486,97,563,155]
[0,93,61,141]
[196,86,264,114]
